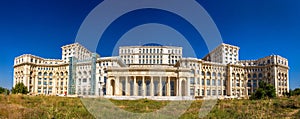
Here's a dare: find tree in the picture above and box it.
[0,87,10,94]
[287,88,300,97]
[12,83,28,94]
[293,88,300,95]
[250,81,276,100]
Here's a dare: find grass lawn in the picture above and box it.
[0,95,299,119]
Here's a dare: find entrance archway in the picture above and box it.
[111,80,115,96]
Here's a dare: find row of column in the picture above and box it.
[106,76,187,97]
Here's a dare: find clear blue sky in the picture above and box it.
[0,0,299,89]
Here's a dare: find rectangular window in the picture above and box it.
[236,82,240,87]
[207,90,211,96]
[190,88,195,96]
[212,90,216,96]
[247,80,252,87]
[190,78,195,84]
[212,80,216,86]
[83,79,87,83]
[207,80,211,86]
[253,80,257,87]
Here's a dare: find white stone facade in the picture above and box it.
[203,43,240,64]
[13,43,289,99]
[119,45,182,65]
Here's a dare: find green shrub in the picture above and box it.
[250,81,276,100]
[11,83,28,94]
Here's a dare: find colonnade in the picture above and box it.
[106,76,189,97]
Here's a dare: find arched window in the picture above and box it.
[60,72,64,76]
[49,73,53,77]
[44,72,48,76]
[212,72,216,77]
[38,72,42,76]
[248,74,251,78]
[201,71,205,76]
[206,72,211,77]
[218,73,222,78]
[65,72,68,76]
[232,73,235,77]
[236,73,240,78]
[285,74,287,78]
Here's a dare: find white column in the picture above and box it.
[159,76,162,96]
[204,77,207,96]
[142,76,145,96]
[167,77,171,96]
[176,78,179,96]
[134,76,137,96]
[106,77,111,96]
[151,76,154,96]
[178,78,182,96]
[35,75,38,94]
[115,76,120,96]
[239,79,242,97]
[274,67,278,95]
[187,77,190,96]
[287,70,289,93]
[125,76,128,96]
[221,79,224,96]
[246,79,249,96]
[53,76,56,95]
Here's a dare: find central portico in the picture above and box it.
[105,66,191,97]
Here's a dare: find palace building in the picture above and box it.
[13,43,289,99]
